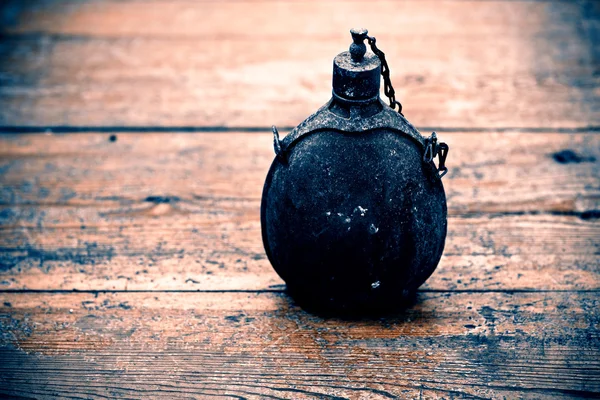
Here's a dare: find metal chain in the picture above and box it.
[366,35,403,116]
[423,132,449,178]
[366,35,448,177]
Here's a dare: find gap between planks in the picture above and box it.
[1,288,600,294]
[1,126,600,134]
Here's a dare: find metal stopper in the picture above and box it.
[349,28,368,62]
[332,28,381,101]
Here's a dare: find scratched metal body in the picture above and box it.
[261,29,449,315]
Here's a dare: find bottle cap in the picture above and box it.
[332,28,381,101]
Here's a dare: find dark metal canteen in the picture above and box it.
[261,28,450,316]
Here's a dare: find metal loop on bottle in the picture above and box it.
[423,132,450,178]
[272,126,286,161]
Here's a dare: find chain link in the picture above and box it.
[366,35,403,116]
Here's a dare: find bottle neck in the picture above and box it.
[332,51,381,101]
[328,91,383,120]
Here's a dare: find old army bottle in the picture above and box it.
[261,29,449,315]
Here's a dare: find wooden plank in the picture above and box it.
[0,0,598,128]
[0,132,599,291]
[0,207,599,291]
[0,291,598,399]
[0,0,587,37]
[2,212,600,292]
[0,132,598,213]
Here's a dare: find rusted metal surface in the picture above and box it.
[261,31,450,315]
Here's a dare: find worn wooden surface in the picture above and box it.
[1,0,599,399]
[1,291,599,399]
[0,0,599,129]
[0,132,599,293]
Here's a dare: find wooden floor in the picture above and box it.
[0,0,599,399]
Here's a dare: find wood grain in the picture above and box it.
[0,291,598,399]
[0,132,598,291]
[1,132,598,213]
[2,209,600,291]
[0,0,598,128]
[0,1,598,398]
